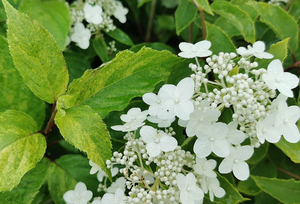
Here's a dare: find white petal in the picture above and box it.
[212,123,228,139]
[80,190,93,202]
[179,42,193,52]
[211,139,230,157]
[101,193,115,204]
[195,40,211,50]
[254,52,273,59]
[63,190,76,203]
[282,123,300,143]
[159,136,178,152]
[281,72,299,89]
[75,182,87,193]
[236,146,254,160]
[176,173,187,190]
[218,158,233,174]
[143,93,159,105]
[146,143,161,157]
[194,139,211,158]
[140,126,157,143]
[78,40,90,49]
[253,41,265,52]
[176,77,194,100]
[180,191,194,204]
[175,100,194,120]
[276,82,293,97]
[267,59,283,78]
[233,162,250,181]
[262,74,277,90]
[190,186,204,200]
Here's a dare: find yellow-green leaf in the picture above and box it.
[175,0,198,35]
[0,110,46,191]
[193,0,213,15]
[54,105,112,179]
[276,138,300,163]
[3,0,69,103]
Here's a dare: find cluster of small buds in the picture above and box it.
[205,52,236,78]
[107,40,117,52]
[238,57,259,74]
[66,0,128,49]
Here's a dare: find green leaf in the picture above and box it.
[64,51,91,83]
[193,0,213,15]
[0,158,49,203]
[214,17,240,38]
[54,105,112,179]
[138,0,152,7]
[255,191,279,204]
[93,36,109,63]
[250,2,298,53]
[175,0,198,35]
[18,0,71,50]
[0,110,46,191]
[3,0,69,104]
[230,0,258,21]
[206,22,236,54]
[237,177,261,196]
[64,47,180,118]
[210,1,255,43]
[0,35,45,128]
[213,173,248,204]
[156,15,175,31]
[130,43,175,53]
[247,142,269,165]
[276,138,300,163]
[48,155,99,204]
[251,176,300,204]
[289,0,300,22]
[105,28,134,46]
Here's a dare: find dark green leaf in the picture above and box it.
[193,0,213,15]
[276,137,300,164]
[93,36,109,63]
[206,22,236,54]
[247,143,269,165]
[211,1,255,43]
[105,28,134,46]
[175,0,198,35]
[289,0,300,22]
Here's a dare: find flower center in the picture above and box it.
[157,99,161,104]
[234,159,239,163]
[174,98,180,104]
[209,137,215,141]
[284,119,288,124]
[275,78,281,83]
[186,187,191,192]
[262,128,266,133]
[199,118,204,122]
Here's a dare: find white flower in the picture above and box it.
[262,59,299,97]
[176,173,204,204]
[218,145,254,181]
[186,109,221,137]
[89,160,101,174]
[120,108,148,123]
[143,92,163,116]
[193,157,217,178]
[274,101,300,143]
[256,114,281,144]
[63,182,93,204]
[113,1,129,23]
[84,3,103,25]
[194,122,230,158]
[140,126,177,157]
[178,40,212,58]
[91,198,102,204]
[101,188,124,204]
[236,41,273,59]
[158,77,194,120]
[71,23,91,49]
[207,178,225,202]
[111,108,148,132]
[270,93,287,113]
[226,121,246,145]
[147,115,175,127]
[97,166,118,182]
[107,177,126,193]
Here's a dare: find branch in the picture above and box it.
[277,167,300,180]
[145,0,157,42]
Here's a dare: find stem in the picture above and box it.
[47,139,64,147]
[145,0,157,42]
[44,110,57,135]
[277,167,300,180]
[189,23,193,43]
[200,9,206,39]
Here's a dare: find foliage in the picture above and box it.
[0,0,299,203]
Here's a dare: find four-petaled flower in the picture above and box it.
[237,41,273,59]
[140,125,177,157]
[218,146,254,181]
[262,59,299,97]
[178,40,212,59]
[176,173,204,204]
[63,182,93,204]
[101,188,125,204]
[113,1,129,23]
[71,23,91,49]
[84,3,103,25]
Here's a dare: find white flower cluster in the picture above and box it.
[66,0,128,49]
[63,40,299,204]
